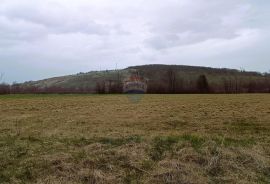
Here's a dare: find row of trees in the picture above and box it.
[1,68,270,95]
[147,74,210,94]
[146,68,270,94]
[0,84,95,94]
[95,71,123,94]
[96,80,123,94]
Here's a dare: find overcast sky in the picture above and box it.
[0,0,270,83]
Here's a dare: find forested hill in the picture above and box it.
[1,64,270,94]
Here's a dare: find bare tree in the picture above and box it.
[222,78,229,93]
[116,69,123,93]
[0,73,3,82]
[234,75,239,93]
[197,74,209,93]
[0,73,11,94]
[96,81,105,94]
[167,68,176,93]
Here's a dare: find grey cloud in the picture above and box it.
[144,1,252,50]
[0,15,47,42]
[0,1,112,41]
[0,0,269,83]
[145,34,180,50]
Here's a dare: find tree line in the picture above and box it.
[1,67,270,95]
[0,84,96,95]
[146,68,270,94]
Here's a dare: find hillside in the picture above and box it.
[2,64,270,94]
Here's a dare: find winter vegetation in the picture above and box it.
[0,94,269,183]
[1,65,270,95]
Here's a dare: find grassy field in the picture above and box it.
[0,94,270,184]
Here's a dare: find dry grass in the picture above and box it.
[0,94,270,183]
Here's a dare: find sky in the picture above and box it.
[0,0,270,83]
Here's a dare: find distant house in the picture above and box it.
[123,71,147,94]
